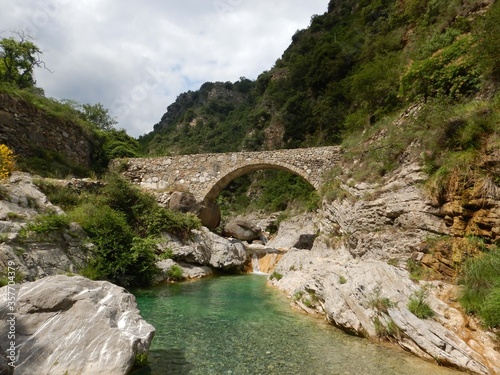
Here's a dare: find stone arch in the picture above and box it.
[200,162,316,203]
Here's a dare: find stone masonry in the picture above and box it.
[0,93,94,166]
[112,146,342,202]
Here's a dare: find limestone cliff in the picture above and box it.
[268,156,500,374]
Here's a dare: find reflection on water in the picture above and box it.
[132,274,463,375]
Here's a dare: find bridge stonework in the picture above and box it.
[114,146,342,202]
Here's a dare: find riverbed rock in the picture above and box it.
[266,212,319,250]
[269,246,499,374]
[0,275,155,375]
[224,218,262,241]
[156,258,213,282]
[161,227,247,271]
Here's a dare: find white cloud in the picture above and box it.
[1,0,329,137]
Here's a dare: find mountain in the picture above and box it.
[139,0,499,156]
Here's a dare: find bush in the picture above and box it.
[401,36,481,101]
[0,144,15,180]
[145,206,200,239]
[167,265,184,281]
[70,203,137,286]
[34,180,83,210]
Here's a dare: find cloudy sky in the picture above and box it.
[1,0,328,137]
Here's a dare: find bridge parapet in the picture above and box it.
[113,146,342,202]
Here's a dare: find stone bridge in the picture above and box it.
[113,146,342,203]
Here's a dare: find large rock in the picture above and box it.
[270,243,500,374]
[266,212,318,250]
[198,199,221,230]
[161,227,247,271]
[0,275,155,375]
[224,218,262,241]
[168,191,200,213]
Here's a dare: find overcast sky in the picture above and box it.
[1,0,328,137]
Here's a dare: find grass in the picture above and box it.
[373,316,401,339]
[369,288,394,313]
[408,287,435,319]
[459,247,500,328]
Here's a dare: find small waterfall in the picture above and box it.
[251,253,261,273]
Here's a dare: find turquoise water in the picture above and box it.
[132,274,463,375]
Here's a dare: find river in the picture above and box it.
[132,274,463,375]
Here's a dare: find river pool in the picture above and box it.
[132,274,463,375]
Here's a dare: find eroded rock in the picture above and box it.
[0,275,155,375]
[161,227,247,271]
[224,218,262,241]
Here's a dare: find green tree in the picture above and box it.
[82,102,117,131]
[0,35,44,88]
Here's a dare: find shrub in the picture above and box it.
[145,206,200,239]
[129,237,160,286]
[69,203,137,286]
[167,265,184,281]
[369,288,394,313]
[401,36,481,101]
[0,144,15,180]
[408,288,435,319]
[22,213,70,235]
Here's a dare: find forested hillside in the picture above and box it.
[140,0,500,156]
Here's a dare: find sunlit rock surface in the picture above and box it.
[0,275,155,375]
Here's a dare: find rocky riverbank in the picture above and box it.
[264,160,500,374]
[1,169,499,374]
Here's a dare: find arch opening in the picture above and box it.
[204,166,319,227]
[202,163,316,203]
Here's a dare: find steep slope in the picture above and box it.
[141,0,498,155]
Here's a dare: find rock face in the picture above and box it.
[224,218,262,241]
[0,275,155,375]
[270,246,500,374]
[265,159,500,374]
[161,227,247,271]
[0,172,91,281]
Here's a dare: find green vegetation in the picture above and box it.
[270,271,283,281]
[373,316,401,339]
[459,247,500,328]
[338,275,347,284]
[21,213,70,235]
[217,170,319,218]
[34,173,200,287]
[0,34,140,178]
[132,353,149,370]
[167,265,184,281]
[0,33,42,89]
[408,287,435,319]
[369,289,394,313]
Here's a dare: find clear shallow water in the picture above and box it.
[132,274,463,375]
